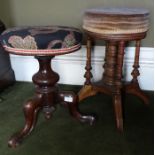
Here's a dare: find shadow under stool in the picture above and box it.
[0,26,95,148]
[79,7,150,131]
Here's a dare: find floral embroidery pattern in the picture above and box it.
[47,32,77,49]
[62,32,76,48]
[47,40,63,49]
[28,26,81,36]
[1,26,82,56]
[8,35,38,49]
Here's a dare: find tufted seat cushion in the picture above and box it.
[0,26,82,56]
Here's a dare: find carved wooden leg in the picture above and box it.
[113,41,125,131]
[8,56,59,148]
[58,91,95,125]
[113,94,123,131]
[78,37,97,102]
[8,95,42,148]
[125,40,149,104]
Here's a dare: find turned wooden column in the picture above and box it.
[103,41,117,87]
[84,37,93,85]
[33,56,59,119]
[102,41,125,130]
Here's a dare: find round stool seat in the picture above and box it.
[0,26,82,56]
[83,8,149,35]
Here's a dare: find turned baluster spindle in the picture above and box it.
[84,37,93,85]
[102,42,108,80]
[115,41,125,89]
[131,40,141,84]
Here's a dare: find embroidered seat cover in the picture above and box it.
[0,26,82,56]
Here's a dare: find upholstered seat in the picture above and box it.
[83,8,149,35]
[0,26,82,56]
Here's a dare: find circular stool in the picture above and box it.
[79,8,149,131]
[0,26,95,147]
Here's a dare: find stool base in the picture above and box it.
[79,35,149,131]
[78,82,149,131]
[8,56,95,148]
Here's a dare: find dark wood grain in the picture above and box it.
[8,56,95,148]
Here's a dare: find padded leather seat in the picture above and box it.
[0,26,82,56]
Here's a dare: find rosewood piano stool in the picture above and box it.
[0,26,95,148]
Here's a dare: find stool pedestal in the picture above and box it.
[8,56,95,148]
[78,32,149,131]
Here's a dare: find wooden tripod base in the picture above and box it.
[8,56,95,148]
[78,82,149,131]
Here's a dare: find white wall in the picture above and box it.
[10,46,154,91]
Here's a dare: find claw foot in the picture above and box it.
[8,134,23,148]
